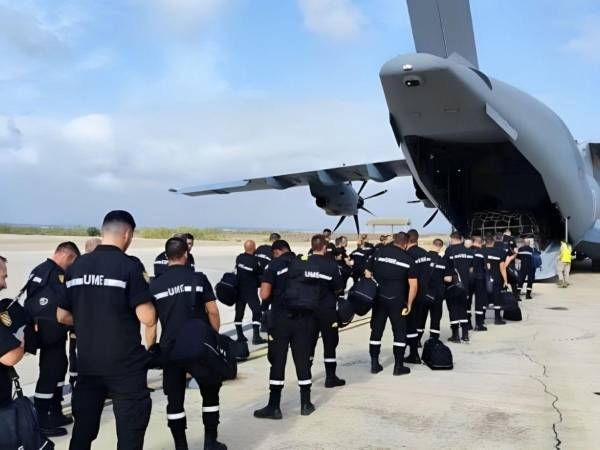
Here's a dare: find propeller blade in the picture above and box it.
[333,215,347,232]
[357,180,368,196]
[423,209,440,228]
[363,189,388,200]
[407,200,421,204]
[353,215,360,235]
[360,206,375,216]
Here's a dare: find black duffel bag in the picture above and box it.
[500,291,522,321]
[0,368,55,450]
[421,337,453,371]
[507,266,520,285]
[336,296,355,328]
[216,272,238,306]
[347,278,377,316]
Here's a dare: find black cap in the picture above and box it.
[102,210,136,230]
[271,239,291,252]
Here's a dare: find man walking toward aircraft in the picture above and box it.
[557,240,573,287]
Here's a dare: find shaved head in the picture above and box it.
[85,237,102,254]
[244,240,256,254]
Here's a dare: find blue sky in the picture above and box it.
[1,0,599,233]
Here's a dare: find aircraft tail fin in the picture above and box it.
[406,0,479,68]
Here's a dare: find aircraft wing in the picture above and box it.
[407,0,479,68]
[172,159,411,196]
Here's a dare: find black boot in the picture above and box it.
[169,418,188,450]
[404,345,421,364]
[254,387,283,420]
[204,428,227,450]
[324,361,345,388]
[49,389,73,427]
[252,325,266,345]
[36,398,68,437]
[448,325,461,343]
[494,309,506,325]
[300,386,315,416]
[393,347,410,376]
[461,324,470,342]
[526,290,532,300]
[235,324,247,342]
[475,322,488,331]
[369,343,383,374]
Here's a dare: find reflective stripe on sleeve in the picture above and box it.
[277,268,288,276]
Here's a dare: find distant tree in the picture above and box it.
[86,226,101,237]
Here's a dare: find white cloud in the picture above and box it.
[143,0,231,36]
[63,114,114,149]
[297,0,366,41]
[563,15,600,61]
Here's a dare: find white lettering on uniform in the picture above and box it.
[84,274,104,286]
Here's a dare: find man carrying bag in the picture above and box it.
[149,237,227,450]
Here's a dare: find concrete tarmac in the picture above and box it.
[2,235,599,449]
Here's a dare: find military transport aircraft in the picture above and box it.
[171,0,600,277]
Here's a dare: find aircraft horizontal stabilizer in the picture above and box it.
[173,159,410,196]
[407,0,479,68]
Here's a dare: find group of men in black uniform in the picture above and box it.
[0,211,539,449]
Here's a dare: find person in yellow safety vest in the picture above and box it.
[557,241,573,287]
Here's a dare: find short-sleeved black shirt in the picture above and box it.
[149,265,215,351]
[349,246,373,279]
[406,245,433,298]
[427,251,447,298]
[306,254,344,309]
[236,253,261,295]
[0,324,20,405]
[472,246,486,279]
[26,259,69,342]
[154,251,195,278]
[63,245,152,376]
[255,244,273,274]
[517,245,534,272]
[0,299,26,406]
[444,244,472,283]
[367,245,417,300]
[261,252,295,311]
[482,245,507,281]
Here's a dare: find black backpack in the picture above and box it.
[422,338,453,370]
[0,368,55,450]
[336,296,355,328]
[282,257,321,312]
[347,278,377,316]
[216,272,238,306]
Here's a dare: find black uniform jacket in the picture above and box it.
[367,245,417,301]
[306,254,344,309]
[62,245,152,376]
[149,265,215,353]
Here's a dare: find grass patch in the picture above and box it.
[136,227,224,240]
[0,224,90,236]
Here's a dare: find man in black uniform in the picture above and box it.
[154,233,196,278]
[334,236,352,290]
[350,236,375,283]
[321,229,337,257]
[255,233,281,332]
[444,232,471,343]
[463,237,476,330]
[0,255,26,408]
[420,239,446,339]
[27,241,80,436]
[471,236,488,331]
[482,234,508,325]
[517,238,536,299]
[308,235,345,388]
[234,240,266,345]
[405,229,432,363]
[57,210,157,450]
[150,237,226,450]
[366,232,417,376]
[254,240,316,419]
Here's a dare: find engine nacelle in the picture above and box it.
[309,182,359,216]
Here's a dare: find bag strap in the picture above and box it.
[8,366,23,398]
